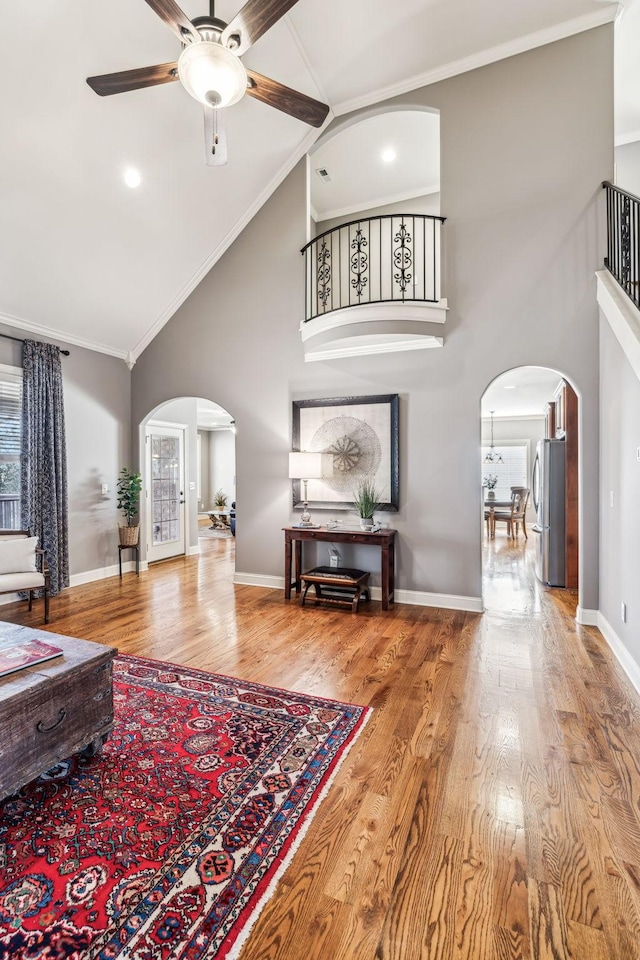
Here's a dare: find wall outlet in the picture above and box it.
[621,601,627,623]
[189,481,196,490]
[101,483,108,495]
[329,547,341,568]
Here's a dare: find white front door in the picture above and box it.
[145,424,186,562]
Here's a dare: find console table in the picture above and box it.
[283,526,396,610]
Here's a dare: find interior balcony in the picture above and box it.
[300,213,447,362]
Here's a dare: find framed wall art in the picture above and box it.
[292,394,399,511]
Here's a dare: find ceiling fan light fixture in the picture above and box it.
[178,41,247,108]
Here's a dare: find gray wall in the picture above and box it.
[0,321,131,577]
[132,26,613,606]
[599,316,640,662]
[316,192,441,235]
[615,140,640,197]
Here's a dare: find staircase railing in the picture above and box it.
[603,181,640,310]
[301,213,446,322]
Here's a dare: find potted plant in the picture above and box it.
[353,477,381,530]
[117,467,142,545]
[483,474,498,500]
[214,489,228,511]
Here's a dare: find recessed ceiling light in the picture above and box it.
[381,148,396,163]
[503,384,517,389]
[124,167,142,189]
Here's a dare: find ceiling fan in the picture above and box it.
[87,0,330,165]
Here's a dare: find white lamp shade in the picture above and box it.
[289,451,325,480]
[178,41,247,108]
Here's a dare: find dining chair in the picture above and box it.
[493,488,530,539]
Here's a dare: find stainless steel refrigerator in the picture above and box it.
[531,439,566,587]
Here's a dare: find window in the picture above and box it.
[0,364,22,529]
[482,443,528,500]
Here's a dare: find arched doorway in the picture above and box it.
[139,397,235,570]
[481,366,580,609]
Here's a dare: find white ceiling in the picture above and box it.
[481,367,564,418]
[310,111,440,221]
[0,0,630,363]
[197,398,234,430]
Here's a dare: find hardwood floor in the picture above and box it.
[4,532,640,958]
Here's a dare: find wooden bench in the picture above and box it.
[300,566,371,613]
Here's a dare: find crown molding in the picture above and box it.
[333,5,620,117]
[0,310,129,361]
[314,185,440,224]
[129,118,332,363]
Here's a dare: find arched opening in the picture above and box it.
[481,366,580,612]
[139,397,235,577]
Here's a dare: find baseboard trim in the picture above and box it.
[576,606,598,626]
[69,562,145,586]
[234,573,286,590]
[187,545,201,557]
[597,612,640,697]
[393,588,484,612]
[233,573,483,612]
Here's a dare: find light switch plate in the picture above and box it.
[189,481,196,490]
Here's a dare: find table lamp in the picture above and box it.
[289,451,327,527]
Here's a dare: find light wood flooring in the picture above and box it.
[4,532,640,959]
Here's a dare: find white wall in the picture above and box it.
[615,140,640,197]
[481,416,545,521]
[599,315,640,670]
[198,429,211,511]
[209,430,236,507]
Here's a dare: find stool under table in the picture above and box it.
[300,566,371,613]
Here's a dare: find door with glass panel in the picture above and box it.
[145,425,186,563]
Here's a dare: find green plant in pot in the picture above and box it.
[353,477,381,530]
[214,489,228,510]
[117,467,142,545]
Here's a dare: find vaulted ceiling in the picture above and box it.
[0,0,628,363]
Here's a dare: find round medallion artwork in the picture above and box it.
[310,416,382,493]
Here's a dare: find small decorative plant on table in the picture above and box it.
[483,474,498,500]
[353,477,381,530]
[214,489,228,511]
[117,467,142,545]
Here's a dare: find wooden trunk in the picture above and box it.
[0,625,117,799]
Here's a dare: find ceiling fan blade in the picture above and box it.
[222,0,300,56]
[204,107,228,165]
[87,62,179,97]
[246,70,329,127]
[142,0,200,44]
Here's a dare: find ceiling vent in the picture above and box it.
[315,167,331,183]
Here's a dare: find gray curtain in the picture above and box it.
[20,340,69,595]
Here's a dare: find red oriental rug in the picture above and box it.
[0,655,370,960]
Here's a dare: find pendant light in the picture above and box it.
[484,410,504,463]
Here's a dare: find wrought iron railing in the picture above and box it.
[603,181,640,310]
[0,495,20,529]
[301,213,446,322]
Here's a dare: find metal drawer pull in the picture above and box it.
[37,709,67,733]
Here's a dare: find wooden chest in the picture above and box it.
[0,623,117,799]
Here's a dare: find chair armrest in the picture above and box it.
[35,547,49,575]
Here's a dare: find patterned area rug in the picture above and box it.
[198,527,233,540]
[0,655,369,960]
